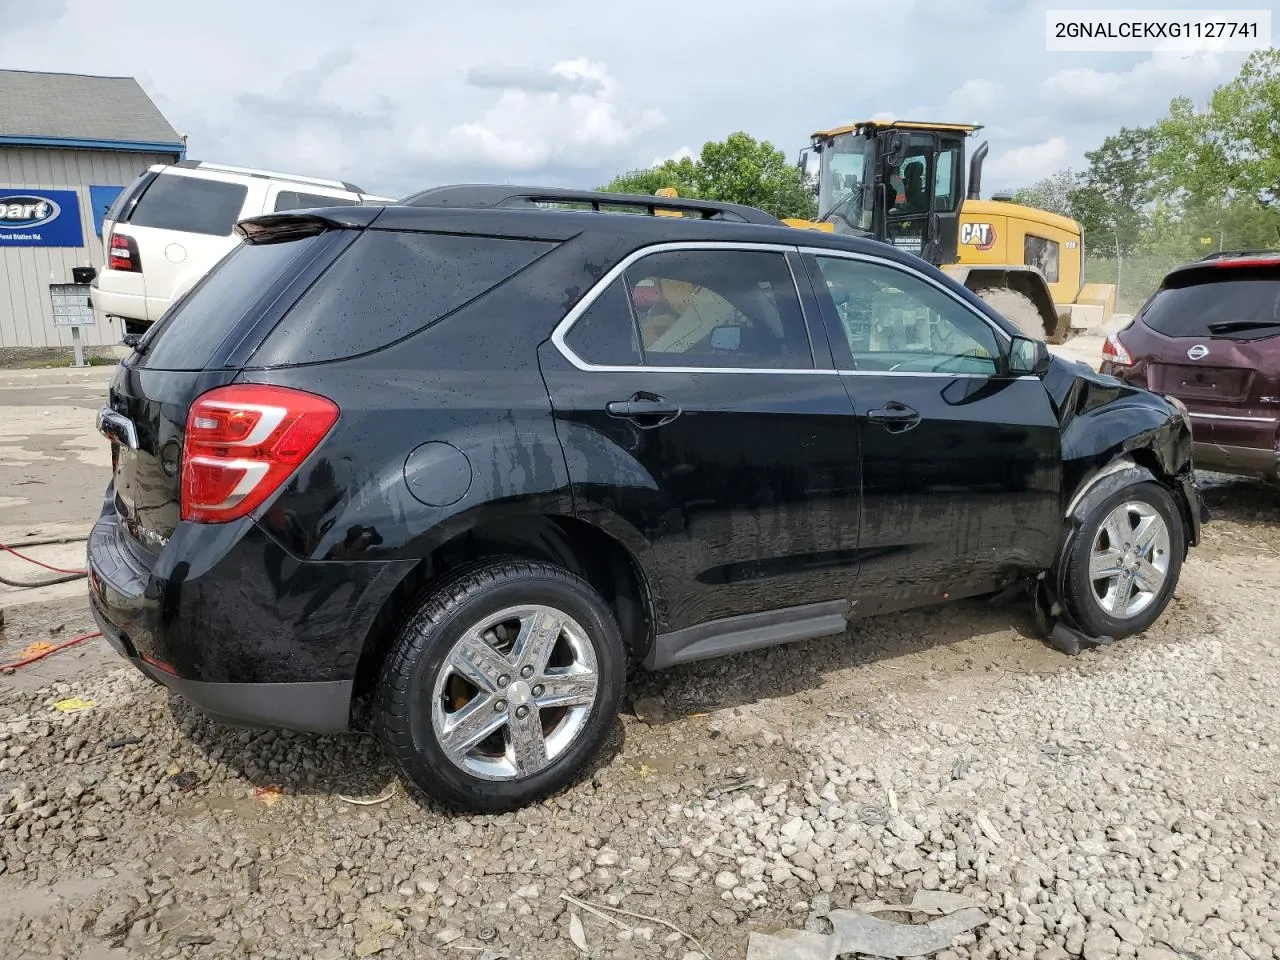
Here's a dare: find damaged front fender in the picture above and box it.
[1043,355,1204,547]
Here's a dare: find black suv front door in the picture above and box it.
[538,243,863,662]
[802,249,1062,615]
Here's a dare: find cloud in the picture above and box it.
[0,0,66,27]
[0,0,1262,201]
[466,63,607,97]
[1043,50,1246,120]
[984,136,1069,187]
[941,79,1001,118]
[410,59,665,176]
[650,146,695,166]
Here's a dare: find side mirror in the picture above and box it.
[709,325,741,351]
[884,132,908,168]
[1007,335,1051,377]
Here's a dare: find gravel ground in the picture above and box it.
[1,475,1277,960]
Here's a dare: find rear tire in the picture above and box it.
[375,559,625,812]
[1062,482,1184,639]
[974,287,1047,341]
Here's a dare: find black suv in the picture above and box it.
[89,186,1205,811]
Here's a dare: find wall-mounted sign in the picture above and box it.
[89,185,125,237]
[0,189,84,247]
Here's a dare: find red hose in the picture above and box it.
[0,542,87,576]
[0,632,101,671]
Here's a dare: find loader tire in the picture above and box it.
[975,287,1047,341]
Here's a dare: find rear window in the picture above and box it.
[274,191,358,213]
[1144,273,1280,340]
[136,237,319,370]
[128,173,249,237]
[250,231,554,366]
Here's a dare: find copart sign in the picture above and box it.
[0,189,84,247]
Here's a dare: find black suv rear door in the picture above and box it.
[801,248,1061,614]
[538,242,862,655]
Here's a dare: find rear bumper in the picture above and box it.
[86,500,413,734]
[1193,441,1280,480]
[89,281,148,324]
[90,603,352,732]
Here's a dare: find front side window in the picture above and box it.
[813,255,1000,374]
[1025,235,1060,283]
[127,173,249,237]
[625,250,813,369]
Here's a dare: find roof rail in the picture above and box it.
[171,159,366,194]
[398,184,780,225]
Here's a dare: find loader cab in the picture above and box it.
[807,121,978,266]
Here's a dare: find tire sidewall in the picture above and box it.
[387,569,624,809]
[1065,481,1185,638]
[976,287,1046,341]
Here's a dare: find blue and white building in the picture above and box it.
[0,69,184,349]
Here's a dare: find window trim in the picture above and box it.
[552,241,830,374]
[552,241,1035,381]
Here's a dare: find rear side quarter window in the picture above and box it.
[274,191,359,213]
[251,231,555,366]
[128,174,249,237]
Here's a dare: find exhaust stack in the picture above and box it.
[967,141,989,200]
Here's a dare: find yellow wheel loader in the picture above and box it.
[783,121,1115,344]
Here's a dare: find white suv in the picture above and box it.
[91,161,391,335]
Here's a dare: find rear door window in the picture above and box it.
[250,231,554,366]
[128,173,249,236]
[135,237,319,370]
[1144,273,1280,340]
[625,249,813,369]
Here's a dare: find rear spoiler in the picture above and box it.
[235,207,384,242]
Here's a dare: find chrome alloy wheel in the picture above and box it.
[431,604,599,780]
[1089,500,1172,619]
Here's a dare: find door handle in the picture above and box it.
[606,395,682,428]
[867,401,921,433]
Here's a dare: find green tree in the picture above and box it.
[601,157,698,198]
[1011,169,1079,218]
[1073,126,1156,257]
[601,132,817,220]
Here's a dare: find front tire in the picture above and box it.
[974,286,1047,341]
[375,559,625,812]
[1062,482,1185,639]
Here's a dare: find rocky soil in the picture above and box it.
[2,475,1278,960]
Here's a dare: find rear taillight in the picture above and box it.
[1102,332,1133,366]
[108,233,141,272]
[181,385,339,523]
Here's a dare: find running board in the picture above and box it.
[644,599,851,670]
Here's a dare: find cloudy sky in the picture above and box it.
[6,0,1275,198]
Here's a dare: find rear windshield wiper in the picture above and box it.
[1206,319,1280,333]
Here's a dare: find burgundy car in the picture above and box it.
[1101,252,1280,480]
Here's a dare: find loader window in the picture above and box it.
[1025,235,1060,283]
[813,255,999,374]
[934,147,961,212]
